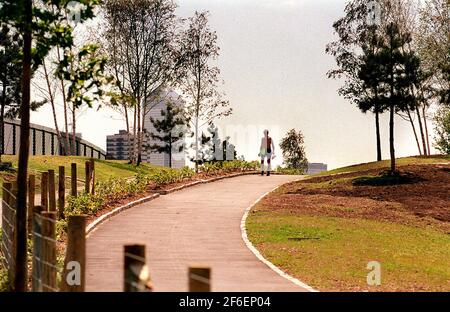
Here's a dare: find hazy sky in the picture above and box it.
[31,0,436,169]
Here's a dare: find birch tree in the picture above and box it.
[102,0,178,165]
[177,11,232,172]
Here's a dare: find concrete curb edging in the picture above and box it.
[240,180,319,292]
[86,193,160,236]
[85,171,259,236]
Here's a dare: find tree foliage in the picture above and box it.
[366,22,421,172]
[102,0,178,165]
[279,129,308,171]
[434,106,450,154]
[0,0,101,291]
[148,101,189,168]
[177,11,232,172]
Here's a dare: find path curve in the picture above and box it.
[86,174,308,292]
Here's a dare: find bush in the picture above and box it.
[148,167,195,185]
[199,160,259,175]
[352,171,421,186]
[276,167,307,175]
[66,193,104,216]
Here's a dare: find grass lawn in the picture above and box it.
[246,156,450,292]
[247,213,450,292]
[316,155,450,176]
[0,155,166,196]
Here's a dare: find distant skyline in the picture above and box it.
[30,0,437,169]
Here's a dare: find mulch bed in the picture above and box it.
[256,164,450,232]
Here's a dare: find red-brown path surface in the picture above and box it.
[86,174,308,292]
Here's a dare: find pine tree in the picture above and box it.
[0,25,22,162]
[375,22,420,172]
[148,102,188,168]
[357,27,389,161]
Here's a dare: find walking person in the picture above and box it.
[259,130,275,176]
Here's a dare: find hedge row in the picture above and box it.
[199,160,259,175]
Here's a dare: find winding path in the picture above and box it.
[86,174,308,292]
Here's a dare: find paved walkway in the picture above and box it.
[86,174,308,292]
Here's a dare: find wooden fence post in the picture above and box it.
[31,205,44,292]
[48,170,56,212]
[40,172,48,211]
[85,161,90,194]
[60,216,86,292]
[123,244,152,292]
[71,163,77,197]
[189,267,211,292]
[41,211,57,292]
[89,158,95,195]
[58,166,65,219]
[27,175,35,235]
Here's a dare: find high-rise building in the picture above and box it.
[106,90,187,168]
[106,130,134,160]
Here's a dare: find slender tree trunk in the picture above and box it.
[15,0,33,291]
[389,103,396,172]
[57,47,70,155]
[169,133,172,168]
[124,104,132,163]
[194,34,201,173]
[132,106,137,164]
[194,114,199,173]
[0,82,6,163]
[388,26,397,173]
[375,109,382,161]
[72,106,76,156]
[139,103,148,166]
[136,101,142,165]
[43,61,63,152]
[415,105,428,156]
[406,107,422,155]
[124,104,129,133]
[422,105,431,155]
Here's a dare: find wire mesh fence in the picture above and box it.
[31,211,62,292]
[1,163,211,292]
[1,183,17,283]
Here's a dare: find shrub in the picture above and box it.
[200,160,259,175]
[66,193,104,216]
[276,167,306,175]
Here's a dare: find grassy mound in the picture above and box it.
[352,170,422,186]
[246,158,450,292]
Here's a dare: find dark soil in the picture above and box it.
[257,164,450,232]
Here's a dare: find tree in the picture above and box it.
[0,25,45,162]
[56,44,112,155]
[434,106,450,154]
[0,25,22,162]
[148,101,188,168]
[417,0,450,106]
[326,0,386,161]
[439,46,450,105]
[0,0,101,291]
[102,0,178,165]
[280,129,308,172]
[375,22,420,172]
[177,11,232,173]
[326,0,435,159]
[356,26,389,161]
